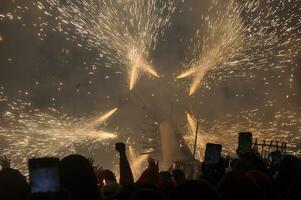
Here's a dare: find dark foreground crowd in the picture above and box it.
[0,140,301,200]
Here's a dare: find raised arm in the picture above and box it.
[115,142,134,186]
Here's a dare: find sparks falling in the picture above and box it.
[184,113,208,160]
[183,109,301,160]
[178,0,301,95]
[34,0,174,90]
[85,107,118,128]
[0,92,118,172]
[186,113,197,135]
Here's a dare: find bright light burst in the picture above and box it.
[85,107,118,129]
[183,109,301,160]
[128,145,149,180]
[35,0,174,90]
[178,0,301,95]
[184,113,212,160]
[0,0,300,168]
[0,92,118,172]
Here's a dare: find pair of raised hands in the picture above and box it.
[88,157,104,176]
[148,158,159,171]
[115,142,159,170]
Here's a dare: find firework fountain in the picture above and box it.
[177,0,301,95]
[0,0,300,174]
[38,0,175,90]
[0,0,176,175]
[0,89,118,171]
[178,0,301,159]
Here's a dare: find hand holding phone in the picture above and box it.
[204,143,222,165]
[28,157,61,194]
[237,132,252,155]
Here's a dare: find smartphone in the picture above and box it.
[238,132,252,154]
[204,143,222,164]
[28,157,61,194]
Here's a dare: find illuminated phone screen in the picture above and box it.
[28,158,60,193]
[238,132,252,153]
[204,143,222,164]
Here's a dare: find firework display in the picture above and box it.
[178,0,301,95]
[0,0,300,174]
[40,0,174,90]
[0,90,118,171]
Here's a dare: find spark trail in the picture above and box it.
[0,92,118,172]
[36,0,175,90]
[178,0,301,95]
[183,109,301,161]
[184,113,210,160]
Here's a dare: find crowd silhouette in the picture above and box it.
[0,132,301,200]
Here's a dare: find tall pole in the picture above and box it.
[294,65,299,135]
[193,121,199,159]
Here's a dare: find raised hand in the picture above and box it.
[148,158,159,171]
[94,165,104,177]
[94,166,104,187]
[88,157,95,166]
[115,142,126,154]
[0,155,11,170]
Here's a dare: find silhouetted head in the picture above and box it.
[172,169,186,185]
[217,171,263,200]
[102,169,117,183]
[159,171,173,183]
[129,188,163,200]
[276,155,301,197]
[170,180,220,200]
[278,155,301,179]
[0,168,29,200]
[118,183,157,200]
[101,182,121,200]
[60,154,101,200]
[232,153,266,172]
[158,171,175,199]
[286,173,301,200]
[247,170,274,200]
[136,167,159,187]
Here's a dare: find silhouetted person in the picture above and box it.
[0,168,29,200]
[159,171,175,200]
[115,143,134,186]
[201,162,225,186]
[129,188,163,200]
[275,155,301,198]
[136,158,160,187]
[0,155,29,200]
[286,173,301,200]
[217,171,264,200]
[247,170,275,200]
[60,154,101,200]
[232,152,266,172]
[136,167,160,187]
[172,169,186,186]
[100,170,121,200]
[118,183,158,200]
[170,180,220,200]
